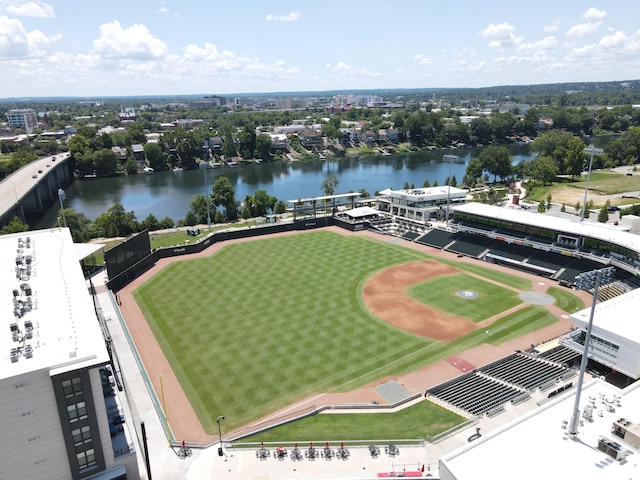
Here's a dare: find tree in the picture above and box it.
[422,179,430,188]
[93,148,119,176]
[463,158,483,187]
[212,176,237,220]
[144,143,167,171]
[537,202,546,213]
[255,134,272,160]
[546,193,552,209]
[60,209,92,242]
[478,146,512,182]
[565,137,587,178]
[141,213,160,232]
[469,117,492,145]
[529,155,558,185]
[183,194,209,225]
[176,130,201,170]
[274,200,287,214]
[0,216,29,234]
[321,175,339,196]
[598,205,609,223]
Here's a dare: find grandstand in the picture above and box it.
[426,348,579,418]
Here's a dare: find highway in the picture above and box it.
[0,152,70,222]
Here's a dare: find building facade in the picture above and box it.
[6,108,38,133]
[0,228,138,480]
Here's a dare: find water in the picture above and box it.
[35,144,535,227]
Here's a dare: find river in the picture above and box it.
[35,144,538,228]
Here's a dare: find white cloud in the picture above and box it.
[518,36,557,51]
[158,6,169,14]
[479,22,523,48]
[265,11,302,22]
[544,19,561,33]
[566,22,600,38]
[0,15,59,57]
[414,54,432,65]
[3,1,54,18]
[582,7,607,22]
[92,21,168,60]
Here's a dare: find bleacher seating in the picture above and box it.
[446,234,495,258]
[401,231,421,241]
[416,229,458,248]
[426,348,578,417]
[487,242,529,261]
[526,251,566,272]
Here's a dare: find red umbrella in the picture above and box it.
[341,442,344,448]
[421,464,425,473]
[325,441,329,448]
[309,442,313,448]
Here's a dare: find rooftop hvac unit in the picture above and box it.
[10,348,18,363]
[597,436,624,460]
[583,404,594,421]
[24,345,33,359]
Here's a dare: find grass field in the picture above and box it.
[239,400,466,444]
[407,273,522,322]
[133,230,577,435]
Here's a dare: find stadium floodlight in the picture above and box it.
[58,188,67,228]
[443,154,459,224]
[580,145,604,222]
[568,266,615,435]
[217,415,225,457]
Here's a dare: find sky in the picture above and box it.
[0,0,639,98]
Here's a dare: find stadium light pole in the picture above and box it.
[216,415,225,457]
[580,145,603,222]
[443,154,459,224]
[203,165,211,231]
[568,266,615,435]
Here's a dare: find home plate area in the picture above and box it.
[445,356,476,373]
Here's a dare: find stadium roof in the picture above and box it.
[453,203,640,253]
[441,378,640,480]
[570,288,640,346]
[0,227,109,380]
[344,206,380,218]
[287,192,360,203]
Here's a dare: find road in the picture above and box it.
[0,152,70,220]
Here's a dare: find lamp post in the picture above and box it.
[203,165,211,231]
[580,145,604,222]
[568,266,615,435]
[443,154,459,223]
[216,415,225,457]
[58,188,67,228]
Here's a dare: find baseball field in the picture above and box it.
[130,228,583,439]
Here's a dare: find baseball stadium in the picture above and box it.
[103,193,640,478]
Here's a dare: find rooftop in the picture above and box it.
[453,203,640,253]
[441,378,640,480]
[570,288,640,346]
[1,228,109,380]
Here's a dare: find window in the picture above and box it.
[76,449,96,471]
[67,402,87,423]
[72,426,92,446]
[62,377,83,398]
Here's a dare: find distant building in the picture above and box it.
[376,186,468,223]
[0,228,139,479]
[189,95,226,107]
[118,107,136,123]
[6,108,38,133]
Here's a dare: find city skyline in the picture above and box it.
[0,1,639,98]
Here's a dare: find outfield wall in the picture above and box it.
[106,219,336,291]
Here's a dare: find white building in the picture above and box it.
[6,108,38,133]
[563,288,640,380]
[0,228,138,480]
[376,186,468,223]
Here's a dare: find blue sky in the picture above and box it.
[1,0,638,97]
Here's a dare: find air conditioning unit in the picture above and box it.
[597,436,624,460]
[583,404,594,421]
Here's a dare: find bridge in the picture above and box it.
[0,152,73,226]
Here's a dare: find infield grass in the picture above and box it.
[407,273,522,322]
[133,230,563,435]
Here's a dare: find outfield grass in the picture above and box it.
[239,400,465,444]
[407,273,522,322]
[484,306,558,345]
[546,286,585,313]
[133,231,562,435]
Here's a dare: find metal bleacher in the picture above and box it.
[415,229,458,248]
[446,234,495,258]
[426,349,578,417]
[487,242,529,261]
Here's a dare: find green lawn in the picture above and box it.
[484,306,558,345]
[133,230,563,436]
[546,286,585,313]
[407,273,522,322]
[239,400,465,444]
